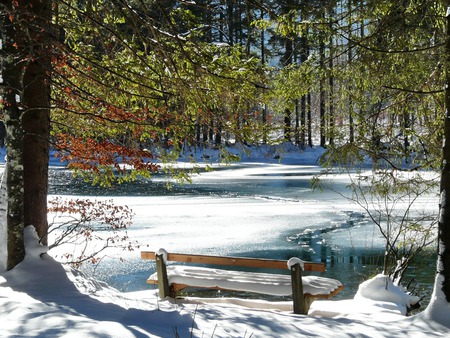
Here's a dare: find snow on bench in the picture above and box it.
[149,265,343,296]
[141,249,344,314]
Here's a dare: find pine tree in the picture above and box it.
[0,0,52,268]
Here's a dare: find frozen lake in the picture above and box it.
[48,162,438,302]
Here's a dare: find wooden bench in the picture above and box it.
[141,249,344,314]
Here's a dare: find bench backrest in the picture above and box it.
[141,251,325,272]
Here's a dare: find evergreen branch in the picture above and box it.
[382,85,444,94]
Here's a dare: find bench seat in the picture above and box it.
[141,249,344,314]
[148,265,343,298]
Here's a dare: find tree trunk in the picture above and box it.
[245,0,251,55]
[23,0,51,246]
[307,93,312,147]
[436,1,450,303]
[1,1,26,269]
[294,99,300,145]
[260,10,268,144]
[319,17,326,148]
[300,32,308,147]
[300,96,306,147]
[424,3,450,323]
[227,0,234,45]
[208,121,214,142]
[214,124,222,146]
[328,45,335,145]
[348,0,355,144]
[284,109,291,143]
[23,62,51,245]
[328,7,335,146]
[282,36,293,143]
[402,110,410,162]
[195,122,201,146]
[319,42,326,148]
[0,0,52,268]
[328,59,334,146]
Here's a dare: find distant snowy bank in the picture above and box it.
[176,142,326,165]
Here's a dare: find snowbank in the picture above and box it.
[309,274,420,319]
[0,226,449,337]
[355,274,420,311]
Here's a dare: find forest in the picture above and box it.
[1,0,450,334]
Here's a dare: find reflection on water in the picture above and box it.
[49,169,220,197]
[48,165,343,199]
[49,165,437,309]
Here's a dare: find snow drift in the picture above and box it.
[0,226,449,337]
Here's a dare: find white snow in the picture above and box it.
[0,145,448,336]
[287,257,305,271]
[354,274,420,310]
[309,274,421,319]
[0,226,448,337]
[148,265,342,296]
[422,274,450,328]
[156,247,169,263]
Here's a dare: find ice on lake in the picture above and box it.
[47,162,438,300]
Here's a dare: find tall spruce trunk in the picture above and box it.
[300,33,308,147]
[438,2,450,303]
[319,37,326,148]
[282,37,293,143]
[348,0,355,144]
[0,0,52,268]
[26,1,51,246]
[1,1,26,269]
[328,8,334,146]
[23,51,51,245]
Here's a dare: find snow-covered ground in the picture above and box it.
[0,226,448,337]
[0,144,449,337]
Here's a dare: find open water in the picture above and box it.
[48,162,438,306]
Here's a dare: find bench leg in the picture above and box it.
[303,296,315,314]
[156,254,170,298]
[291,263,306,315]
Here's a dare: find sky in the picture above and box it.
[0,145,450,337]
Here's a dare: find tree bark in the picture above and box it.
[23,66,51,244]
[227,0,234,46]
[307,93,312,147]
[348,0,355,144]
[282,36,293,143]
[300,33,308,147]
[294,99,300,145]
[23,0,51,246]
[0,0,52,268]
[328,57,334,146]
[437,2,450,303]
[284,108,291,143]
[260,9,268,144]
[1,1,26,269]
[319,25,326,148]
[319,56,326,147]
